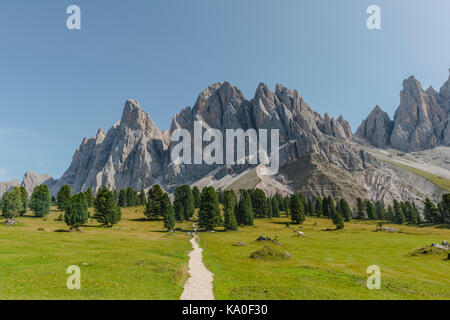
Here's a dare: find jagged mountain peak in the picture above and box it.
[355,69,450,152]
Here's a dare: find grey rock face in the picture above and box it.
[52,100,169,194]
[21,171,53,196]
[0,180,20,198]
[166,81,357,187]
[355,105,393,148]
[49,81,446,206]
[356,70,450,152]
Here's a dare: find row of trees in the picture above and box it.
[1,185,52,219]
[4,182,448,233]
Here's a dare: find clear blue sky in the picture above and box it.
[0,0,449,181]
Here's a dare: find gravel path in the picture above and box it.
[180,225,215,300]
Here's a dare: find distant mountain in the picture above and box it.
[0,171,53,198]
[44,81,446,206]
[356,70,450,151]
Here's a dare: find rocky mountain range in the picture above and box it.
[0,171,53,198]
[356,70,450,151]
[2,71,449,206]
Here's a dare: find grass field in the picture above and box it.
[199,217,450,300]
[0,206,192,300]
[0,207,449,300]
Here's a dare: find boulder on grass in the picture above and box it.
[4,218,16,225]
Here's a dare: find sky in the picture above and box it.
[0,0,449,181]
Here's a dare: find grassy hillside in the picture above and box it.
[392,162,450,192]
[1,207,449,300]
[0,207,191,300]
[199,217,450,300]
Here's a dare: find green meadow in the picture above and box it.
[199,217,450,300]
[0,207,191,300]
[0,206,448,300]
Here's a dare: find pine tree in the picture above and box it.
[30,185,51,217]
[271,197,280,218]
[237,190,254,226]
[393,200,405,224]
[118,188,127,207]
[251,188,269,218]
[145,185,165,219]
[162,193,176,231]
[57,185,72,212]
[173,185,195,222]
[19,186,28,215]
[1,188,22,219]
[322,197,330,218]
[423,198,440,223]
[356,198,366,220]
[94,187,121,227]
[85,188,95,208]
[375,201,385,220]
[365,200,377,220]
[315,197,323,217]
[338,198,351,222]
[64,193,89,229]
[126,187,137,207]
[223,190,238,231]
[386,205,395,222]
[331,205,344,229]
[290,194,305,224]
[138,189,146,206]
[192,186,201,209]
[198,187,222,230]
[441,194,450,224]
[284,196,290,217]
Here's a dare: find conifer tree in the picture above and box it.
[284,196,290,217]
[223,190,238,231]
[338,198,351,222]
[1,188,22,219]
[19,186,28,215]
[322,197,330,218]
[237,190,254,226]
[440,194,450,224]
[94,187,121,227]
[375,201,385,220]
[198,187,222,230]
[138,189,146,206]
[356,198,366,220]
[145,184,165,219]
[57,185,72,211]
[331,205,344,229]
[423,198,440,223]
[251,188,270,218]
[192,186,201,209]
[118,188,127,207]
[393,200,405,224]
[386,205,395,222]
[85,188,95,208]
[126,187,137,207]
[64,193,89,229]
[290,194,305,224]
[162,193,176,231]
[365,200,377,220]
[271,197,280,218]
[30,185,51,217]
[315,197,323,217]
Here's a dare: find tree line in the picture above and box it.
[2,183,449,232]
